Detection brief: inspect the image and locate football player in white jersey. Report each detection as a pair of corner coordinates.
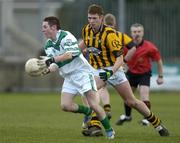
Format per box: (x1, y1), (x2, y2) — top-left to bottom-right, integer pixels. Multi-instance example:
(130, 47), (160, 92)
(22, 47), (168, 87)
(37, 16), (115, 139)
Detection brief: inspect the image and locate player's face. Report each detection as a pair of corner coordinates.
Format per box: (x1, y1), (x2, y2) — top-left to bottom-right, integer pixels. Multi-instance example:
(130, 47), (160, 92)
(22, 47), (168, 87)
(42, 21), (55, 39)
(88, 13), (103, 32)
(131, 26), (144, 43)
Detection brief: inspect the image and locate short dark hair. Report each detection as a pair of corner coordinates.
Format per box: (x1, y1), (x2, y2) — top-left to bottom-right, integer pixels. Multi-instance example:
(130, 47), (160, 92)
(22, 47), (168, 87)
(88, 4), (104, 16)
(43, 16), (61, 30)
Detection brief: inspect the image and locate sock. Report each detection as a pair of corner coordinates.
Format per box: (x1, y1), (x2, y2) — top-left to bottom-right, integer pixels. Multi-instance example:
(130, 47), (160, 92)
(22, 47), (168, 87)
(101, 116), (112, 132)
(89, 112), (101, 128)
(143, 101), (151, 109)
(75, 105), (92, 116)
(124, 103), (132, 117)
(146, 112), (161, 128)
(103, 104), (111, 112)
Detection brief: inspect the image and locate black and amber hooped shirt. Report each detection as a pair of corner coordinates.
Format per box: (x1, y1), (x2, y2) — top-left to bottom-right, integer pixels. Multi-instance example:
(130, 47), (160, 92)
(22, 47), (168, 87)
(82, 24), (133, 69)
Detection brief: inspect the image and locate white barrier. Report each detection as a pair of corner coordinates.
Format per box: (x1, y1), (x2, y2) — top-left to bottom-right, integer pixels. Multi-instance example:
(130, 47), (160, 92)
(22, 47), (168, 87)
(151, 65), (180, 90)
(151, 75), (180, 90)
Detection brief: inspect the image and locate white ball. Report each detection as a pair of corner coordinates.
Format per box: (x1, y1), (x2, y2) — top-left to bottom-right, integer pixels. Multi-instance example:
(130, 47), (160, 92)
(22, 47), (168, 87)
(25, 58), (40, 76)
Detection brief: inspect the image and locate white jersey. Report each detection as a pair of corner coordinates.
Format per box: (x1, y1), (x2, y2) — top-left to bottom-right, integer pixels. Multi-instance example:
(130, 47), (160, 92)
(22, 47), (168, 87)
(44, 30), (93, 78)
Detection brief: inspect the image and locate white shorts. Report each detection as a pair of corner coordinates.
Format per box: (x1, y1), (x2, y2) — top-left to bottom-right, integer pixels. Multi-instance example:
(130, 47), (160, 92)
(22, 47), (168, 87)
(62, 71), (97, 96)
(93, 67), (127, 86)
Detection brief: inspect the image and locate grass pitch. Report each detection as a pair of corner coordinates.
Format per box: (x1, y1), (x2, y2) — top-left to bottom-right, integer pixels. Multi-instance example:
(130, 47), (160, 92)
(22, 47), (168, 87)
(0, 91), (180, 143)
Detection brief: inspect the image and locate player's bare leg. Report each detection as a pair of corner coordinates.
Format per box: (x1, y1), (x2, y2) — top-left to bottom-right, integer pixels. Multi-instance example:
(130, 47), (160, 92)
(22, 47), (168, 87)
(114, 81), (169, 136)
(61, 92), (115, 139)
(99, 87), (112, 119)
(139, 85), (151, 126)
(85, 90), (115, 139)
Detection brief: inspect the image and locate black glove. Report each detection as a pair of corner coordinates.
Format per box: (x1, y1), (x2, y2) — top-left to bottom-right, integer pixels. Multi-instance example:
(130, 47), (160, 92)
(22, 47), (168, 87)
(99, 69), (113, 81)
(45, 57), (55, 67)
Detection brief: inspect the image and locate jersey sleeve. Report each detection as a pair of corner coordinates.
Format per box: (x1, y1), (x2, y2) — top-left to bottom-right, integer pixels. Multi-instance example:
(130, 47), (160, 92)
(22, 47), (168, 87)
(107, 32), (124, 56)
(61, 33), (81, 57)
(82, 25), (88, 44)
(123, 33), (136, 49)
(149, 43), (161, 61)
(82, 26), (85, 41)
(123, 33), (132, 45)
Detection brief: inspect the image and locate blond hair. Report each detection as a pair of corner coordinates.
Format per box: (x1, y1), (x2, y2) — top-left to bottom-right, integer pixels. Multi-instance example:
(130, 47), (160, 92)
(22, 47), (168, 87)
(104, 13), (116, 28)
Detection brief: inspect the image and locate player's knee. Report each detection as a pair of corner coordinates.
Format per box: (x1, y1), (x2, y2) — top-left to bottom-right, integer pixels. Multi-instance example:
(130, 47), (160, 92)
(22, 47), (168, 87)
(61, 103), (71, 112)
(125, 99), (137, 108)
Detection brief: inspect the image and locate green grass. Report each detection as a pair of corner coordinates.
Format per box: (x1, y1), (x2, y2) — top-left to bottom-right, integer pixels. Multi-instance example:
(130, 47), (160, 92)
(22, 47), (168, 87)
(0, 91), (180, 143)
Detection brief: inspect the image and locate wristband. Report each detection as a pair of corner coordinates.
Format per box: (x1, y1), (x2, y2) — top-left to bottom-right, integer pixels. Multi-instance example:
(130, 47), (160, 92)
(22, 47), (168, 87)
(46, 57), (55, 66)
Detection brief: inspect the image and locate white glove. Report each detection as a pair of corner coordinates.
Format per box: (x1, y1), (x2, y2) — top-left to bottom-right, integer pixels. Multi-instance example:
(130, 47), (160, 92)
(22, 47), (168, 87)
(49, 63), (59, 72)
(37, 56), (55, 68)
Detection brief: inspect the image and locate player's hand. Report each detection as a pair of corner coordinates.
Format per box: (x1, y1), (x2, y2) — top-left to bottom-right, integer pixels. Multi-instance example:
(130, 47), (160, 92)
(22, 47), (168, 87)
(40, 68), (50, 76)
(156, 77), (164, 85)
(37, 56), (55, 68)
(99, 69), (113, 81)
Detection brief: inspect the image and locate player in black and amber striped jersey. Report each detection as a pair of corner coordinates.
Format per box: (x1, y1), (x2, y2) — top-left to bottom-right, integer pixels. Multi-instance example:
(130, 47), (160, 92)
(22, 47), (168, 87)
(79, 4), (169, 137)
(82, 23), (135, 69)
(81, 13), (137, 130)
(81, 12), (137, 136)
(81, 13), (136, 136)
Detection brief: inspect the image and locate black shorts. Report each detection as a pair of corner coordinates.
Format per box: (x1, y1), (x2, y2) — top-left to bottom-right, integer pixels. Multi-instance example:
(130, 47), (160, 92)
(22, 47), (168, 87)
(126, 71), (152, 88)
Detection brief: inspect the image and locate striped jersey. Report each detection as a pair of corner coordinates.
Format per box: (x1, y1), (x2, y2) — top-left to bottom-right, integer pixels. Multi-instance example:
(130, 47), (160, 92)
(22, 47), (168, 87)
(82, 24), (134, 69)
(44, 30), (93, 77)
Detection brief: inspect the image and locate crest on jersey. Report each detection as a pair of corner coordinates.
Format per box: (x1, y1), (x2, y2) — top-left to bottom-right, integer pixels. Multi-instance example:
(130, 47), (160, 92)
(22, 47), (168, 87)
(112, 40), (122, 49)
(65, 39), (73, 46)
(87, 47), (102, 56)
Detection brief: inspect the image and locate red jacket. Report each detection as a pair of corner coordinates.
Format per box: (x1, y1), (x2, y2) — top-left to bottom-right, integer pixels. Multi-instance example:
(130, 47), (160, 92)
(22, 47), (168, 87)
(124, 40), (161, 74)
